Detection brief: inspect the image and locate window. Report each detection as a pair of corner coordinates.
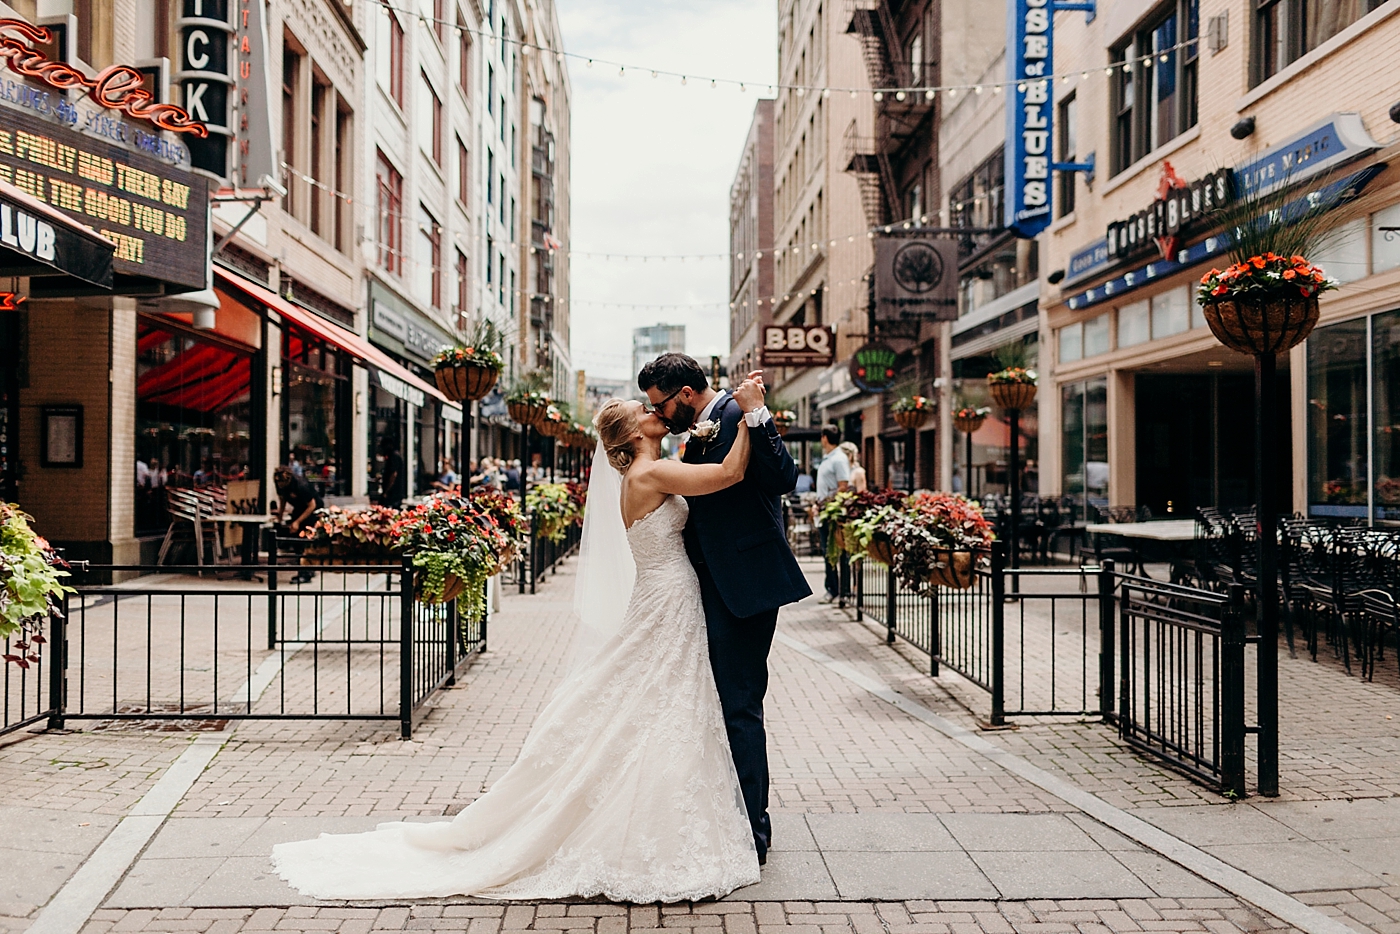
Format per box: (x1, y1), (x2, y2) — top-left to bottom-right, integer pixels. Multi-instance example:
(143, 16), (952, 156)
(310, 76), (326, 236)
(457, 137), (469, 207)
(1059, 322), (1084, 363)
(282, 41), (301, 216)
(418, 205), (442, 308)
(950, 147), (1004, 231)
(458, 13), (471, 95)
(1084, 312), (1111, 356)
(905, 183), (922, 224)
(376, 152), (403, 274)
(419, 72), (443, 165)
(499, 173), (506, 223)
(1062, 378), (1110, 520)
(1058, 312), (1111, 363)
(487, 150), (495, 203)
(334, 102), (350, 253)
(1118, 298), (1150, 347)
(1308, 317), (1368, 516)
(498, 253), (506, 306)
(510, 195), (516, 241)
(486, 235), (494, 285)
(377, 7), (405, 107)
(487, 66), (494, 113)
(1256, 0), (1383, 83)
(432, 0), (446, 44)
(1057, 93), (1076, 218)
(455, 249), (469, 319)
(1110, 0), (1199, 175)
(1151, 286), (1191, 339)
(908, 33), (923, 85)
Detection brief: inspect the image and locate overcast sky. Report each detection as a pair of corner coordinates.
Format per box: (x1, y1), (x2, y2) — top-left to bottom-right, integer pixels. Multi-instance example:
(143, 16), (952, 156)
(557, 0), (777, 382)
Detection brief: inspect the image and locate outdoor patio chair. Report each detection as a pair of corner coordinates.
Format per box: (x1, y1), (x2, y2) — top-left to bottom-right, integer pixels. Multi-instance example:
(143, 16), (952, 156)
(155, 488), (223, 568)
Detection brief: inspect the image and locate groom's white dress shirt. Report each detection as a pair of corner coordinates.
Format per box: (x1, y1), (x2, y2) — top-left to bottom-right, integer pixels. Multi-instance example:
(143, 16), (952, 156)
(699, 392), (771, 430)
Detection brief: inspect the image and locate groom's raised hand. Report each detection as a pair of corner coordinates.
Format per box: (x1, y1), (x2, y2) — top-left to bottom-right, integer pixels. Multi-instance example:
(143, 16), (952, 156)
(734, 370), (767, 413)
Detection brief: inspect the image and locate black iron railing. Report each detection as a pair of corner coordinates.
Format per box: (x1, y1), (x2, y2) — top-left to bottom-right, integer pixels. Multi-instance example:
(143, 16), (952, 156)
(853, 545), (1266, 796)
(519, 514), (582, 594)
(3, 561), (487, 741)
(0, 625), (59, 738)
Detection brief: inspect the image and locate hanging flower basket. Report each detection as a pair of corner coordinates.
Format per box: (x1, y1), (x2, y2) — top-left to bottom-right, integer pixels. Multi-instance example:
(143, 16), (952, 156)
(953, 412), (987, 434)
(771, 409), (797, 436)
(928, 549), (977, 589)
(418, 572), (467, 604)
(434, 362), (500, 402)
(508, 400), (549, 427)
(988, 380), (1037, 411)
(538, 407), (568, 438)
(1198, 255), (1337, 356)
(892, 409), (927, 430)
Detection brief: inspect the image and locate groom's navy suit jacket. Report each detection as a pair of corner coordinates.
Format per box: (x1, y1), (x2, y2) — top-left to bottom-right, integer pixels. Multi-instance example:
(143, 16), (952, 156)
(681, 392), (812, 618)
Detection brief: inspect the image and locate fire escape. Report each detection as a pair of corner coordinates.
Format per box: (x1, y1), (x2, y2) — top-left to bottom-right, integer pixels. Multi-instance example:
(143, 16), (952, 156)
(842, 0), (936, 229)
(530, 126), (556, 371)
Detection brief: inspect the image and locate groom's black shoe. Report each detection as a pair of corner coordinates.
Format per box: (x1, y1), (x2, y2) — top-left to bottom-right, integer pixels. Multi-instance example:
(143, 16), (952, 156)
(758, 849), (767, 866)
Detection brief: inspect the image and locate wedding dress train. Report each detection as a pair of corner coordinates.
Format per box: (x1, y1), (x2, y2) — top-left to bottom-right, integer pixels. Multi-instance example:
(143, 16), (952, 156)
(271, 495), (760, 902)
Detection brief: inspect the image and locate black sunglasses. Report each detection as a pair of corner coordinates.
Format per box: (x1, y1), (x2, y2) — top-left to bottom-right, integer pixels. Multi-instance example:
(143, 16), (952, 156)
(643, 388), (683, 415)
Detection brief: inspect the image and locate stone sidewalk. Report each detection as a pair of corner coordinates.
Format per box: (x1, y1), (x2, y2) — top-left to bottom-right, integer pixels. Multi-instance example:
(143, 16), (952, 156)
(0, 557), (1396, 934)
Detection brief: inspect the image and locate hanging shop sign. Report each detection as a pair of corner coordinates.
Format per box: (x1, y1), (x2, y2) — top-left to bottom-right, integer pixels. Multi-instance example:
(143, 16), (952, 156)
(1064, 164), (1385, 311)
(849, 341), (899, 394)
(374, 368), (426, 408)
(873, 236), (958, 322)
(0, 105), (208, 288)
(0, 185), (114, 287)
(1106, 164), (1232, 263)
(760, 324), (834, 367)
(1004, 0), (1053, 239)
(233, 0), (276, 186)
(0, 19), (208, 139)
(178, 0), (234, 177)
(1235, 112), (1380, 199)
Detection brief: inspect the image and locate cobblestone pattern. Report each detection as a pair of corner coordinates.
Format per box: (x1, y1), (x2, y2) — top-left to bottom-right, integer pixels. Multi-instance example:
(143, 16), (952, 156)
(64, 898), (1298, 934)
(0, 731), (191, 814)
(1297, 888), (1400, 934)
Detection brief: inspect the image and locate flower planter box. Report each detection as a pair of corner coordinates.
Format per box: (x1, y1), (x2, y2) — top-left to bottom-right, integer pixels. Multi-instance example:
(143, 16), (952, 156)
(892, 409), (928, 431)
(1201, 294), (1319, 355)
(435, 363), (500, 403)
(928, 549), (976, 589)
(988, 381), (1037, 411)
(418, 572), (467, 604)
(508, 401), (549, 428)
(953, 414), (986, 434)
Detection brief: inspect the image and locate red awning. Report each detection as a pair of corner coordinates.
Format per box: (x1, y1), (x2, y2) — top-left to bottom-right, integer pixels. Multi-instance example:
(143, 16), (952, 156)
(213, 267), (453, 407)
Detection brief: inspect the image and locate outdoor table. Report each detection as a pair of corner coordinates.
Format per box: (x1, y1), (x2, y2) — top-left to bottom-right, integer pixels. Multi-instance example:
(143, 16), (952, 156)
(1084, 519), (1200, 580)
(206, 513), (275, 573)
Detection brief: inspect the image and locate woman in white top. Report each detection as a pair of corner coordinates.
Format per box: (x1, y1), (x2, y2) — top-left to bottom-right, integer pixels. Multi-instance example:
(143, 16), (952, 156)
(840, 442), (868, 493)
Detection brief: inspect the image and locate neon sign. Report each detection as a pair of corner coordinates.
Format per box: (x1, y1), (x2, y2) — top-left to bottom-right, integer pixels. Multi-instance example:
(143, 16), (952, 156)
(0, 291), (26, 310)
(0, 19), (208, 137)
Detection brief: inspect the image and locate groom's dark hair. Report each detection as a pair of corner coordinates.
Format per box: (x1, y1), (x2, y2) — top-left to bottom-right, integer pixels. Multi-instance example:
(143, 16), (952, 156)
(638, 353), (708, 395)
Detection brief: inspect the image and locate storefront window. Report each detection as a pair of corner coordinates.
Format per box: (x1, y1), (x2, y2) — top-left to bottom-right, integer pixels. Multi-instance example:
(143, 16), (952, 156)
(283, 326), (350, 498)
(368, 383), (410, 505)
(1061, 378), (1108, 523)
(952, 335), (1039, 498)
(1307, 318), (1368, 517)
(1373, 310), (1400, 520)
(136, 322), (255, 535)
(1118, 299), (1150, 347)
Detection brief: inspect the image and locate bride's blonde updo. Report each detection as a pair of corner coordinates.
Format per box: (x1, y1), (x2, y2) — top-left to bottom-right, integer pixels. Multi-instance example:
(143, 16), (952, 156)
(594, 399), (640, 473)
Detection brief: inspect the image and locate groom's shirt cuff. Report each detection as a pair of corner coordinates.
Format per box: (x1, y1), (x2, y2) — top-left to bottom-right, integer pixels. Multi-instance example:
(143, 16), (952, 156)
(744, 406), (772, 428)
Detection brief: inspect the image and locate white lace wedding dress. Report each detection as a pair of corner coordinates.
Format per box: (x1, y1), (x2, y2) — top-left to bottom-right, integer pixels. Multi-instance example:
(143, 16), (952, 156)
(271, 495), (760, 902)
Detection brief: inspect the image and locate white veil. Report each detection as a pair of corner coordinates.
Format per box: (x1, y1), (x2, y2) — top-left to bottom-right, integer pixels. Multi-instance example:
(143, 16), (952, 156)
(569, 441), (635, 669)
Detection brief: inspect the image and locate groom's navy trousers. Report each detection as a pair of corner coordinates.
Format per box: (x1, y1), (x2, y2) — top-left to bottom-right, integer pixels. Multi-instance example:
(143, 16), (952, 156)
(683, 392), (812, 859)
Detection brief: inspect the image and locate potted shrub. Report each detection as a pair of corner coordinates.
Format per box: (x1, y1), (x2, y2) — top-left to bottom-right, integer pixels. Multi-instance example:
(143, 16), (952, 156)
(526, 482), (584, 543)
(392, 493), (520, 619)
(433, 318), (504, 403)
(0, 503), (71, 668)
(817, 489), (908, 562)
(952, 404), (990, 434)
(891, 394), (935, 430)
(890, 492), (994, 591)
(506, 371), (552, 429)
(987, 343), (1037, 411)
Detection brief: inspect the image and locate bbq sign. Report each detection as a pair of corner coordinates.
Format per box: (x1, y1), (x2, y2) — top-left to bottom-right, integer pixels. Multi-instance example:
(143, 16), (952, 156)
(760, 324), (834, 368)
(1004, 0), (1053, 239)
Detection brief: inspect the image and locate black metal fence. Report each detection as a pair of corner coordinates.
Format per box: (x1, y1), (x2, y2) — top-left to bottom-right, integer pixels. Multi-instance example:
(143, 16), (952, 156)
(1, 626), (58, 738)
(852, 545), (1266, 796)
(0, 561), (487, 741)
(519, 516), (582, 594)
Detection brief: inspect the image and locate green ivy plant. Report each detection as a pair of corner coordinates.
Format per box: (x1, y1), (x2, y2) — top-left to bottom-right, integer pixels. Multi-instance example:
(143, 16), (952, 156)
(0, 503), (73, 666)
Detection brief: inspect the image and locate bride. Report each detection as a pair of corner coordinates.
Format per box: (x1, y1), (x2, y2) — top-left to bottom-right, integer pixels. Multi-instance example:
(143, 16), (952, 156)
(272, 396), (760, 902)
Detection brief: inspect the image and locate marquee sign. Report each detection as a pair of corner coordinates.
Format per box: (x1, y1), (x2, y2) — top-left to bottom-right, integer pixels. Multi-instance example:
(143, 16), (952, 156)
(873, 236), (958, 321)
(1004, 0), (1053, 239)
(0, 19), (207, 137)
(0, 103), (210, 288)
(760, 324), (834, 367)
(0, 186), (115, 288)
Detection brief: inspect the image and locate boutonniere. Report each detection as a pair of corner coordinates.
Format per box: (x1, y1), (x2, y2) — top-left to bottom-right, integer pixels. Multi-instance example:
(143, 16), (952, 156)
(691, 419), (719, 442)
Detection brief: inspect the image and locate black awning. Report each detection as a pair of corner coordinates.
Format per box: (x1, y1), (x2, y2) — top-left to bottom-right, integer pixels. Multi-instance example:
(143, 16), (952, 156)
(0, 180), (114, 289)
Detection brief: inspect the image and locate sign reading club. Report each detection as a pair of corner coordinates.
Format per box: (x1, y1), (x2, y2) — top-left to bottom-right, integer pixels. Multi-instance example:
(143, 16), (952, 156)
(1004, 0), (1053, 239)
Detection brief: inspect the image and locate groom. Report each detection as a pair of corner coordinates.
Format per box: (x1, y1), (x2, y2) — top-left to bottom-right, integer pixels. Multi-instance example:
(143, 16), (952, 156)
(638, 353), (811, 864)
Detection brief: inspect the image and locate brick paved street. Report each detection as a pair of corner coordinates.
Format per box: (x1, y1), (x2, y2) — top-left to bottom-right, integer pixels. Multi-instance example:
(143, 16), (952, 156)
(0, 556), (1397, 934)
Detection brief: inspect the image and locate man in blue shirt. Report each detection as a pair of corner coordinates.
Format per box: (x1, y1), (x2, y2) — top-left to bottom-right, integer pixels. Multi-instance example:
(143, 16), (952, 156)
(814, 426), (850, 602)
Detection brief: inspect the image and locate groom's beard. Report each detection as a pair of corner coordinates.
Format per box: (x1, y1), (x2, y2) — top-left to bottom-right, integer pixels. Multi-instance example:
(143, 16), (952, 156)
(665, 399), (699, 436)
